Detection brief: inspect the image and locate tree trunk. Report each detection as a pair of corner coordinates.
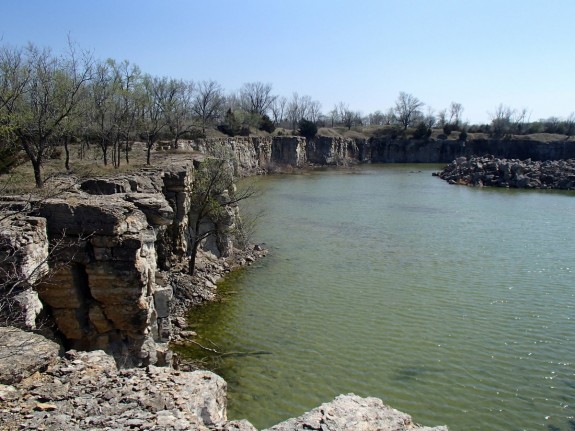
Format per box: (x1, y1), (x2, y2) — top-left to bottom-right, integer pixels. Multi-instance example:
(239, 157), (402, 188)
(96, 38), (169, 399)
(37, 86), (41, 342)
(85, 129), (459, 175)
(124, 140), (129, 165)
(32, 159), (43, 188)
(188, 241), (199, 275)
(64, 136), (71, 171)
(146, 141), (152, 165)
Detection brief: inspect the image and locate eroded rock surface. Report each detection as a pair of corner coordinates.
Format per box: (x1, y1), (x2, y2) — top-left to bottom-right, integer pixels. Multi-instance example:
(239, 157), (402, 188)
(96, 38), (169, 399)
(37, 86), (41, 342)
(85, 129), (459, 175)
(0, 327), (60, 384)
(0, 349), (242, 431)
(264, 394), (447, 431)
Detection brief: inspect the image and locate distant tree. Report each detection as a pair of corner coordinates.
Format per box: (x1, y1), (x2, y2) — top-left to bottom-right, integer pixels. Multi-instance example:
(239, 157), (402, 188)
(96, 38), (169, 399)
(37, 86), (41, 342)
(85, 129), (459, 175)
(328, 106), (340, 127)
(258, 114), (275, 133)
(240, 82), (275, 116)
(308, 100), (322, 123)
(141, 74), (169, 165)
(298, 118), (317, 139)
(436, 109), (447, 128)
(412, 121), (432, 140)
(85, 59), (122, 166)
(270, 96), (287, 126)
(0, 46), (29, 173)
(490, 104), (514, 137)
(368, 110), (386, 126)
(565, 113), (575, 137)
(164, 79), (195, 146)
(448, 102), (464, 128)
(192, 80), (224, 133)
(112, 60), (143, 167)
(5, 42), (93, 187)
(394, 92), (423, 130)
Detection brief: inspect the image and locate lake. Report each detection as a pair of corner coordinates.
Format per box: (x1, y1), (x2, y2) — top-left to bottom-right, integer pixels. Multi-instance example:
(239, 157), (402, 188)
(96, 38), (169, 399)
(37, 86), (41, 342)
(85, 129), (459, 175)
(181, 164), (575, 430)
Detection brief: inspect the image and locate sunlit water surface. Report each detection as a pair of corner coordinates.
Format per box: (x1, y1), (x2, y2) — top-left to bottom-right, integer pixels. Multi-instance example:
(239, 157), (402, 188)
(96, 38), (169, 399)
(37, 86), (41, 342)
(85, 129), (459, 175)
(181, 165), (575, 431)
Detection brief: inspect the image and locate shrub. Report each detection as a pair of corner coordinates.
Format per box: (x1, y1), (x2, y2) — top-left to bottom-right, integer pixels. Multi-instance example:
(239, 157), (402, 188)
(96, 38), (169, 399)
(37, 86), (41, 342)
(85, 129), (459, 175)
(218, 109), (242, 136)
(259, 114), (275, 133)
(412, 122), (432, 140)
(298, 118), (317, 139)
(459, 130), (468, 141)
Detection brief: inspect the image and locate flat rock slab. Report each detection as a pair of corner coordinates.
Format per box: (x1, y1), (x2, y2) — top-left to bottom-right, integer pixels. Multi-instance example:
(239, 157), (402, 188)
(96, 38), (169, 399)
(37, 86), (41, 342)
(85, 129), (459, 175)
(264, 394), (448, 431)
(0, 326), (60, 384)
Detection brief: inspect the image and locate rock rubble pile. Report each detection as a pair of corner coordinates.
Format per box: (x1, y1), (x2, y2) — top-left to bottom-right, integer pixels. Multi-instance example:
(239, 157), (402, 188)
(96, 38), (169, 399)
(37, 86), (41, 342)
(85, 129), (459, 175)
(435, 155), (575, 189)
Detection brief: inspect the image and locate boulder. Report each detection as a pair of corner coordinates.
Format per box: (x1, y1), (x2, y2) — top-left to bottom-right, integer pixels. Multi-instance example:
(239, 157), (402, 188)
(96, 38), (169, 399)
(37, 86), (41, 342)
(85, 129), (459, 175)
(264, 394), (447, 431)
(0, 327), (60, 384)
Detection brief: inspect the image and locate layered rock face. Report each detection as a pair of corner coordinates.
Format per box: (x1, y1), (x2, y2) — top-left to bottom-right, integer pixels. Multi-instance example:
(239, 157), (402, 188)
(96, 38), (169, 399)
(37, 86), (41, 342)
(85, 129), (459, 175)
(172, 136), (575, 169)
(0, 159), (248, 366)
(0, 214), (48, 328)
(436, 156), (575, 189)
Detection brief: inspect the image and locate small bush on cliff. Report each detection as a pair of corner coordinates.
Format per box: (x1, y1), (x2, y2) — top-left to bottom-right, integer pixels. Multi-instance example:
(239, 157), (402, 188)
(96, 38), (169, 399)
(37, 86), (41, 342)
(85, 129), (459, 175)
(412, 122), (432, 140)
(218, 109), (242, 137)
(258, 115), (275, 133)
(298, 119), (317, 139)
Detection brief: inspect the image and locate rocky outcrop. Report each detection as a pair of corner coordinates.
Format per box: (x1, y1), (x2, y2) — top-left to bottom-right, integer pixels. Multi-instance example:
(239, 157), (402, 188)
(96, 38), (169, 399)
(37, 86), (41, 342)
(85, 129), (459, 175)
(265, 394), (447, 431)
(168, 136), (575, 170)
(0, 328), (447, 430)
(176, 136), (308, 175)
(0, 215), (48, 329)
(0, 156), (261, 366)
(0, 347), (249, 431)
(0, 326), (60, 384)
(435, 155), (575, 189)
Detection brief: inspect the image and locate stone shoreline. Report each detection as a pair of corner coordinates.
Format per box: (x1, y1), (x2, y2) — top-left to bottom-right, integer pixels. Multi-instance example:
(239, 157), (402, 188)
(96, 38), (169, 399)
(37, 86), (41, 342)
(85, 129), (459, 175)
(0, 327), (448, 430)
(435, 155), (575, 189)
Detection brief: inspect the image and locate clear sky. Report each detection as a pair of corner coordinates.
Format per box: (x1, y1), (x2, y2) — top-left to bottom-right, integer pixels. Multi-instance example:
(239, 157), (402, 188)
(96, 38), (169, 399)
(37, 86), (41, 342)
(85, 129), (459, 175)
(2, 0), (574, 124)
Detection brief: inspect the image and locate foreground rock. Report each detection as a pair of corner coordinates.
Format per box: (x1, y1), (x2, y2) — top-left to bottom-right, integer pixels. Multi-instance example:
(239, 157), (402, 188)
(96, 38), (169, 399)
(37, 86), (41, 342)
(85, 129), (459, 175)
(0, 327), (60, 384)
(0, 329), (447, 430)
(0, 349), (252, 431)
(435, 155), (575, 189)
(264, 394), (447, 431)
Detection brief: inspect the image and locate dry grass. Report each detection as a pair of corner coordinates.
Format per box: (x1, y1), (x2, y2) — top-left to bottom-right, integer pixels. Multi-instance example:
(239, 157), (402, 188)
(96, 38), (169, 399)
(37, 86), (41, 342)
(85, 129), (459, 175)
(0, 142), (159, 196)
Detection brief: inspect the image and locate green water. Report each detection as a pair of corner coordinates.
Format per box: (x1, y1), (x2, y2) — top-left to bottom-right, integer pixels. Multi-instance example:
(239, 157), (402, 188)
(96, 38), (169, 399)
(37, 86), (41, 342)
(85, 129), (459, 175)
(182, 165), (575, 430)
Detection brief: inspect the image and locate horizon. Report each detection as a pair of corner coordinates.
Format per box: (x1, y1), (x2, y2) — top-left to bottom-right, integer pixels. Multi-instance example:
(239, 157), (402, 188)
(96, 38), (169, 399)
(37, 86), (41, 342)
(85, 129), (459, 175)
(2, 0), (574, 125)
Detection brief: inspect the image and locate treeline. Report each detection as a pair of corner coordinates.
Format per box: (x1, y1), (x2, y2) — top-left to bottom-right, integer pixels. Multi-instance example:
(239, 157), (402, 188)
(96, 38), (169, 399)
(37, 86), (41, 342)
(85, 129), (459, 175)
(1, 41), (574, 187)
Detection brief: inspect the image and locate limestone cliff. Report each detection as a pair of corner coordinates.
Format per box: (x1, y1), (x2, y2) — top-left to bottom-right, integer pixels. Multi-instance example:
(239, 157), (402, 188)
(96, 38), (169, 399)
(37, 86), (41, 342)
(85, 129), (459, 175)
(0, 158), (258, 366)
(168, 135), (575, 170)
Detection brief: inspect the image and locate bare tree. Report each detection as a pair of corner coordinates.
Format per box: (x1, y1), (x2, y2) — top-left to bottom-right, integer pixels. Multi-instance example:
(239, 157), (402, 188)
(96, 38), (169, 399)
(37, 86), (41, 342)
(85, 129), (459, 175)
(113, 60), (142, 167)
(490, 104), (514, 137)
(164, 79), (195, 147)
(328, 105), (340, 127)
(424, 107), (436, 129)
(0, 45), (30, 172)
(368, 110), (386, 126)
(448, 102), (464, 127)
(141, 74), (169, 165)
(192, 80), (224, 134)
(239, 82), (276, 116)
(270, 96), (287, 126)
(85, 59), (122, 166)
(187, 155), (255, 275)
(394, 92), (424, 130)
(565, 113), (575, 137)
(308, 100), (322, 123)
(6, 42), (93, 187)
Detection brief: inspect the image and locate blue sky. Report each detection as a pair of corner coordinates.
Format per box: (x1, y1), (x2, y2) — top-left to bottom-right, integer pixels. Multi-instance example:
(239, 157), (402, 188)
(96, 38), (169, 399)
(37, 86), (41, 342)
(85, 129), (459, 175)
(2, 0), (574, 124)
